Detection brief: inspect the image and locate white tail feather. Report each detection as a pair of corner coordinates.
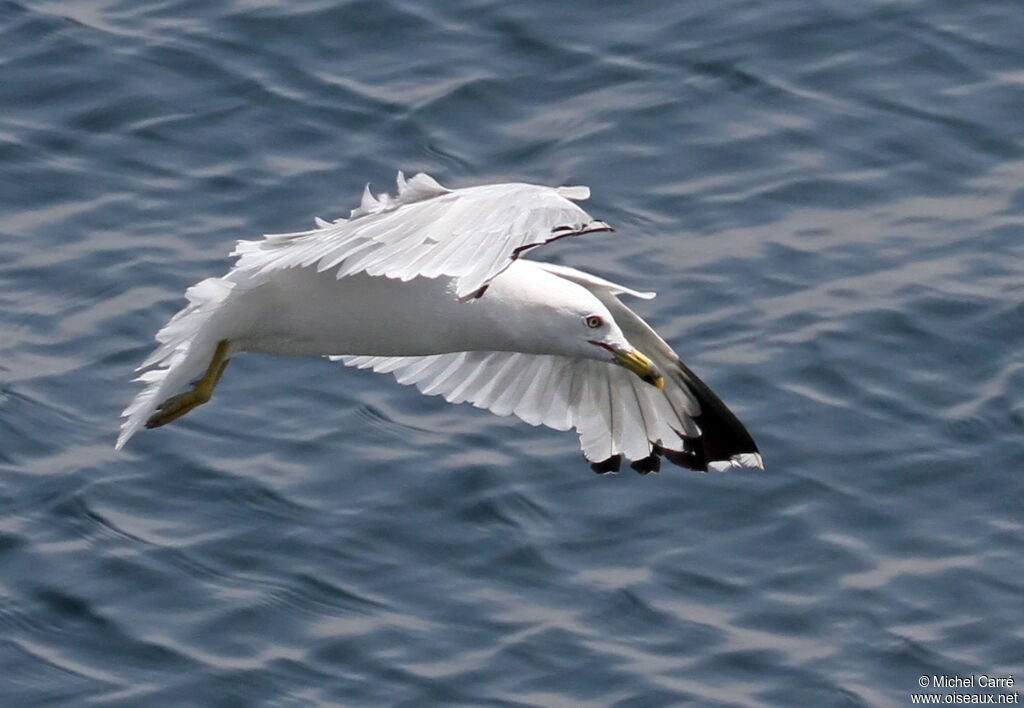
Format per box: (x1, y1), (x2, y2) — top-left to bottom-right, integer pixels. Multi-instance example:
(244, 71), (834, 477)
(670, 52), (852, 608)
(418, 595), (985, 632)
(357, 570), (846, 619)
(116, 278), (235, 450)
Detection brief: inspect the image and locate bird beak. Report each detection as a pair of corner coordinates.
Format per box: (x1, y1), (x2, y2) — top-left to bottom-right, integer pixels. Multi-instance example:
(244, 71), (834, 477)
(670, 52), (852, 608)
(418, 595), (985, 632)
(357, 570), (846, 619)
(612, 347), (664, 389)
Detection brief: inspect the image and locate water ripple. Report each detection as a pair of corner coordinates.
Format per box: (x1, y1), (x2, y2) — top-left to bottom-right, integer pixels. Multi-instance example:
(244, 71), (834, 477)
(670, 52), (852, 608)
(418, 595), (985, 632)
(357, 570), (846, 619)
(1, 0), (1023, 704)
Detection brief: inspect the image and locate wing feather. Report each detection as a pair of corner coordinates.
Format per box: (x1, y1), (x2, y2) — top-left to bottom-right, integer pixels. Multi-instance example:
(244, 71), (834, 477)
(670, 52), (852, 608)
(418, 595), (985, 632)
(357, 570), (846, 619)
(330, 261), (761, 472)
(530, 262), (762, 471)
(231, 171), (610, 299)
(333, 351), (706, 469)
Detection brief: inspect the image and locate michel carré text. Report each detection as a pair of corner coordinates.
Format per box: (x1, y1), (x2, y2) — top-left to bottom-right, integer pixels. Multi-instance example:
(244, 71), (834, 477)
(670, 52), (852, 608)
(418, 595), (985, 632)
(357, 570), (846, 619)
(933, 675), (1014, 689)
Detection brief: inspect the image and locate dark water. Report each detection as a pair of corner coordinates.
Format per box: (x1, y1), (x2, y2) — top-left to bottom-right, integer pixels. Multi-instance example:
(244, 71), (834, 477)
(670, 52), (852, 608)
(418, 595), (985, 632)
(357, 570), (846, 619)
(2, 1), (1022, 705)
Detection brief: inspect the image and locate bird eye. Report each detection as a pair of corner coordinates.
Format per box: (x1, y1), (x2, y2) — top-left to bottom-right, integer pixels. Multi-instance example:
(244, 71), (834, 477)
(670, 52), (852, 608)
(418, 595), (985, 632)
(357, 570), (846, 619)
(585, 315), (603, 329)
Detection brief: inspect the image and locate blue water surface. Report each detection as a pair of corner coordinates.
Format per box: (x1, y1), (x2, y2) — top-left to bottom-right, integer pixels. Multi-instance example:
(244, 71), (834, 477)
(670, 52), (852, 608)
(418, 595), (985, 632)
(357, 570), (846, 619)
(1, 1), (1022, 705)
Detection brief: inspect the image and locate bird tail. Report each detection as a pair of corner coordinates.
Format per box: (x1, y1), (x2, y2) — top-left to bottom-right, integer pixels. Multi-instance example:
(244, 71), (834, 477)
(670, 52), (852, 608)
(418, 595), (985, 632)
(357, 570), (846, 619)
(116, 277), (236, 450)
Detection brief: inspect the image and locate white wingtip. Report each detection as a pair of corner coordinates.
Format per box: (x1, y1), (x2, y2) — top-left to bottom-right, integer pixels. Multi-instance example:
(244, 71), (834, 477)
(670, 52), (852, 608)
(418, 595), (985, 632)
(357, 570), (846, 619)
(557, 185), (590, 200)
(707, 452), (765, 472)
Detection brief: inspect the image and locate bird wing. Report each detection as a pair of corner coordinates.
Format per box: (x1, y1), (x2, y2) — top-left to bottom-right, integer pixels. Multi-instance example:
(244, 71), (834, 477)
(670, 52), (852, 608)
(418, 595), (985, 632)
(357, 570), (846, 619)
(532, 262), (763, 471)
(231, 172), (611, 300)
(334, 350), (700, 472)
(334, 264), (763, 473)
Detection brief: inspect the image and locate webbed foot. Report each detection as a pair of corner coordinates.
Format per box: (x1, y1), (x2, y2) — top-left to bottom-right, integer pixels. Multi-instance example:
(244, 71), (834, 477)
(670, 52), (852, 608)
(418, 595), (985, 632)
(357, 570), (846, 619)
(144, 339), (231, 429)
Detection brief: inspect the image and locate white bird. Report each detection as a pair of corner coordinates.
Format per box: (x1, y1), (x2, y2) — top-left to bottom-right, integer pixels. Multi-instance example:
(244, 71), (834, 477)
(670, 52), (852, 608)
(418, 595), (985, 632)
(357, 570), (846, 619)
(117, 172), (762, 474)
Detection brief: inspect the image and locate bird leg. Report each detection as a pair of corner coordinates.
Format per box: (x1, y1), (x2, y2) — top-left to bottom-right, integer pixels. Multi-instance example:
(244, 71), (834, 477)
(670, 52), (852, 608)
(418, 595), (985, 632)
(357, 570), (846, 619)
(145, 339), (231, 429)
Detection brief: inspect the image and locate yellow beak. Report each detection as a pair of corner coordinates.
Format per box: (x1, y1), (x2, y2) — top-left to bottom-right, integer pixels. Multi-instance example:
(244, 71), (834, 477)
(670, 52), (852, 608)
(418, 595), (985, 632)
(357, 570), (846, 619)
(613, 347), (665, 389)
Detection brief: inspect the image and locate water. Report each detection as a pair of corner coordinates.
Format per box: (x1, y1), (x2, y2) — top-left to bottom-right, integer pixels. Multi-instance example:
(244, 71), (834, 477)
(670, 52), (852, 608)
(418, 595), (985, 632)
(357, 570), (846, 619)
(1, 1), (1022, 705)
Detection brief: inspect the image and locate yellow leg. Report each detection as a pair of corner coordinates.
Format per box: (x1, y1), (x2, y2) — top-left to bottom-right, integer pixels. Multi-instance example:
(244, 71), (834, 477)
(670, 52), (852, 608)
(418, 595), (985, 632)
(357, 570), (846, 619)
(145, 340), (231, 429)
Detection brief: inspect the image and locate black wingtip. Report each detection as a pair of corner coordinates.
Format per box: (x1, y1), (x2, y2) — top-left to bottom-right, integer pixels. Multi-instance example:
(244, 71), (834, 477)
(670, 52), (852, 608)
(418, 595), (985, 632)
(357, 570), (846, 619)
(590, 455), (622, 475)
(586, 359), (762, 476)
(672, 358), (761, 472)
(651, 442), (704, 472)
(630, 454), (661, 475)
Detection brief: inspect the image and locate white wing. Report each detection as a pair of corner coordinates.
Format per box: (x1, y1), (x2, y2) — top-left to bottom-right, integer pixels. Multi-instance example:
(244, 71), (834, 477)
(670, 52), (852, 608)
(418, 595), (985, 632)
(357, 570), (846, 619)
(335, 264), (763, 473)
(335, 351), (700, 473)
(231, 172), (611, 300)
(534, 262), (763, 472)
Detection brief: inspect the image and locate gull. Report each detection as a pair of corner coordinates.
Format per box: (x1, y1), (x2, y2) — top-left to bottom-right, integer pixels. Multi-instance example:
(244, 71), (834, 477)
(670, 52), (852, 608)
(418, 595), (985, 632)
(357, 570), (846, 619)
(117, 172), (762, 474)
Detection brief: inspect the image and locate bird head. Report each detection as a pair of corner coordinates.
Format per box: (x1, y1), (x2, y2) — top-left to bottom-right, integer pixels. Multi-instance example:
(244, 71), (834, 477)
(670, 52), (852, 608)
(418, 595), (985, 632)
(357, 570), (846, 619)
(575, 309), (664, 389)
